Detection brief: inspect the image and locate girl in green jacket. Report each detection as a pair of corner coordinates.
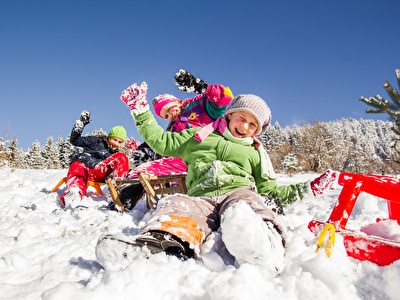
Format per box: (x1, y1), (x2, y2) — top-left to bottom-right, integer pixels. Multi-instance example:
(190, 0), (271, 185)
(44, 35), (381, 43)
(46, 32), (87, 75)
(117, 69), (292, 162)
(96, 81), (338, 273)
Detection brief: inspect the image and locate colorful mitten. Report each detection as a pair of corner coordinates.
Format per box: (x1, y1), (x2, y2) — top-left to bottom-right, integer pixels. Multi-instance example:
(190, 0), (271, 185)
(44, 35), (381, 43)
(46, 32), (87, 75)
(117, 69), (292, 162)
(310, 169), (339, 196)
(120, 82), (149, 115)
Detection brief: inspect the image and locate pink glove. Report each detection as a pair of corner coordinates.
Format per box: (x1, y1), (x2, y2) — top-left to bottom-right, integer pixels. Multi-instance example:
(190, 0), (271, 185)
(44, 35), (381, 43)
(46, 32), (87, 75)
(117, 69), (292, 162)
(310, 169), (339, 196)
(120, 82), (149, 115)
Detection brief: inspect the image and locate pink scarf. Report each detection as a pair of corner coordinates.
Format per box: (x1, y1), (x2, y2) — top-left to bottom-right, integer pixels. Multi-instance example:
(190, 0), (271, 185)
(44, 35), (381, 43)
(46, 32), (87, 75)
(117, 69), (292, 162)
(194, 117), (227, 142)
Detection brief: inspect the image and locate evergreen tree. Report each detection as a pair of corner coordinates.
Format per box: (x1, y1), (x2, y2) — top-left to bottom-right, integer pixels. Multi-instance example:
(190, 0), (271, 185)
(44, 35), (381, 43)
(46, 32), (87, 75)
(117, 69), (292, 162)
(8, 136), (17, 164)
(8, 136), (25, 168)
(25, 140), (45, 169)
(58, 135), (73, 169)
(43, 136), (60, 169)
(281, 153), (298, 175)
(0, 137), (7, 167)
(360, 69), (400, 159)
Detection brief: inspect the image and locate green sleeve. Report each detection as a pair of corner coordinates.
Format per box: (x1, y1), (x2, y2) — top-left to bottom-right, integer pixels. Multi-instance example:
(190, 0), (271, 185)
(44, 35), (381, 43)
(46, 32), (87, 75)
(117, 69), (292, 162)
(254, 164), (309, 206)
(133, 110), (198, 157)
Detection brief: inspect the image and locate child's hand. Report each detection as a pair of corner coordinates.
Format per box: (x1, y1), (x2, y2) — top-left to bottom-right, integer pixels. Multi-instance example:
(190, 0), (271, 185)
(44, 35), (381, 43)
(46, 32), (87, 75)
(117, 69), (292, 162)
(310, 169), (339, 196)
(174, 69), (208, 94)
(124, 138), (138, 151)
(120, 82), (149, 115)
(79, 110), (91, 126)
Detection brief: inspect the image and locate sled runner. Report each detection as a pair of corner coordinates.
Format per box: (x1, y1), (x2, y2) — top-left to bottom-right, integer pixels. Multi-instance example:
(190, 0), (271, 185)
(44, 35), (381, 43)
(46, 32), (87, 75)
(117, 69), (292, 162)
(107, 173), (188, 211)
(52, 177), (105, 196)
(107, 157), (188, 212)
(308, 172), (400, 266)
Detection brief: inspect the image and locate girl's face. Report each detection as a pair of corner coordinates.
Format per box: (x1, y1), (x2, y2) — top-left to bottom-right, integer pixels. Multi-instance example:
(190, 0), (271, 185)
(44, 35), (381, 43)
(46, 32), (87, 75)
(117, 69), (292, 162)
(108, 136), (124, 151)
(163, 105), (182, 121)
(227, 111), (258, 138)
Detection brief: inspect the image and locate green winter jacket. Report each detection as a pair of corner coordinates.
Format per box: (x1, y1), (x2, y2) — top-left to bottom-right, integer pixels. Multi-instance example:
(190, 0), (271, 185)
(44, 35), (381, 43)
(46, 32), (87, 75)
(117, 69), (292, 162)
(134, 110), (307, 206)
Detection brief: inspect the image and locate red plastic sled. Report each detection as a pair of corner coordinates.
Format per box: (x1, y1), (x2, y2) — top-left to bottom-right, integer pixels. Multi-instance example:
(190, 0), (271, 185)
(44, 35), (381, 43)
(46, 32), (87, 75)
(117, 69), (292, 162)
(308, 172), (400, 266)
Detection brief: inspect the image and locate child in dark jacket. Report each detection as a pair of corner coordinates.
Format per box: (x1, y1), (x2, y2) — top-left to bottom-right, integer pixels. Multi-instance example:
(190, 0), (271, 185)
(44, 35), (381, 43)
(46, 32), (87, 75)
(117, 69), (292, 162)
(59, 110), (129, 208)
(96, 82), (338, 273)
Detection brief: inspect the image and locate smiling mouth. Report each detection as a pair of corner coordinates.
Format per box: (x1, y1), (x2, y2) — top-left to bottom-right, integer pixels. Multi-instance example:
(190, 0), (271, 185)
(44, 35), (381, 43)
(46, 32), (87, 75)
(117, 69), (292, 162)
(235, 128), (245, 137)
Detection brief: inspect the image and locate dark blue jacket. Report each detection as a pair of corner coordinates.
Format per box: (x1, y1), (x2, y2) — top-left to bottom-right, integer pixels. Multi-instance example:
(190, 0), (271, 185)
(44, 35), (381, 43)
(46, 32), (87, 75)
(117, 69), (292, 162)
(69, 122), (117, 168)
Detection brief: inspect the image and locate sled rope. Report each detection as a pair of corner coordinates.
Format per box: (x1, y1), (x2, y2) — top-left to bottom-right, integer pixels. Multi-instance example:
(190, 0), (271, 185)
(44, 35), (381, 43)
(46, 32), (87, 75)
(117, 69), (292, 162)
(315, 223), (336, 257)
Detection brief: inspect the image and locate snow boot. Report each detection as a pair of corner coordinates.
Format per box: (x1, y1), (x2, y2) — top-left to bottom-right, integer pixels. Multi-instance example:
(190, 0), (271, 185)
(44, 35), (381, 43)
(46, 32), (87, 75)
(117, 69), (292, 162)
(59, 187), (82, 209)
(132, 231), (191, 260)
(96, 231), (191, 270)
(118, 183), (145, 210)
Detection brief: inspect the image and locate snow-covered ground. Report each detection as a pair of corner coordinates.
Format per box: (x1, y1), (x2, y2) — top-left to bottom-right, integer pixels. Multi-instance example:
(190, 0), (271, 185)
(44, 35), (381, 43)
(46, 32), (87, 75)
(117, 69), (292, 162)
(1, 167), (400, 300)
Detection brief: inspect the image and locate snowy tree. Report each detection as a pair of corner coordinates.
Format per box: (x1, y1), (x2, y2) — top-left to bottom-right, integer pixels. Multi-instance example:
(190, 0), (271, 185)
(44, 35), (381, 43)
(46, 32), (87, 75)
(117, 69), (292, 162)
(360, 68), (400, 159)
(5, 117), (399, 174)
(0, 137), (7, 167)
(25, 140), (45, 169)
(42, 136), (60, 169)
(293, 122), (337, 172)
(8, 136), (25, 168)
(323, 120), (350, 172)
(281, 153), (299, 175)
(89, 127), (107, 138)
(262, 122), (294, 170)
(58, 135), (73, 169)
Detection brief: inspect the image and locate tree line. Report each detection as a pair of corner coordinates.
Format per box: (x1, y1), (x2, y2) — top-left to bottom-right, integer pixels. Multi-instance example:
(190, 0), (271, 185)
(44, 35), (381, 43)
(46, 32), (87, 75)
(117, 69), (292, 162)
(262, 118), (399, 175)
(1, 117), (399, 175)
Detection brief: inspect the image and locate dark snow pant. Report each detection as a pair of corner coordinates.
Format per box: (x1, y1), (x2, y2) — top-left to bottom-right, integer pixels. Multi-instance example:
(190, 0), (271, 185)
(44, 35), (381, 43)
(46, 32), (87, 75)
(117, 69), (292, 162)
(139, 186), (284, 253)
(65, 152), (129, 197)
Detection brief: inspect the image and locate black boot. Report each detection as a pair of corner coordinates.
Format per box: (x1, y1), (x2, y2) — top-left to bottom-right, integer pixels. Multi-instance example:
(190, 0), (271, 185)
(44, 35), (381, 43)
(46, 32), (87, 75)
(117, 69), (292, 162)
(118, 183), (145, 210)
(134, 231), (193, 260)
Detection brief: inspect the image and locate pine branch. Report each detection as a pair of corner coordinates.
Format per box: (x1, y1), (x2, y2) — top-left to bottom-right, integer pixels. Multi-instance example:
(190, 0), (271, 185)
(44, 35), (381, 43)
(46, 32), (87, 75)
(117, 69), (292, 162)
(384, 81), (400, 107)
(360, 94), (394, 113)
(360, 68), (400, 164)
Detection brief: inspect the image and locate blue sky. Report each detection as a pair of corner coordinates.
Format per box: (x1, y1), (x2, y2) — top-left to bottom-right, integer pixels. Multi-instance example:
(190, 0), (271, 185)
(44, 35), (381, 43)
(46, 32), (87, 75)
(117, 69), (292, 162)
(1, 0), (399, 149)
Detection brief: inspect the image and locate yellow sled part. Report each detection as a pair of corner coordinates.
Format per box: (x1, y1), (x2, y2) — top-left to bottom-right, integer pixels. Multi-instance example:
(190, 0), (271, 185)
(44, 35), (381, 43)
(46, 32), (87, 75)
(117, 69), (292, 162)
(315, 223), (336, 258)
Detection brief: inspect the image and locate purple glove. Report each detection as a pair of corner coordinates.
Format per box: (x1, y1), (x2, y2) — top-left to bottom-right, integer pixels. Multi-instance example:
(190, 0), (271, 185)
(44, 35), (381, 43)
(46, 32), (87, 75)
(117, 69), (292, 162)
(120, 82), (149, 115)
(310, 169), (339, 196)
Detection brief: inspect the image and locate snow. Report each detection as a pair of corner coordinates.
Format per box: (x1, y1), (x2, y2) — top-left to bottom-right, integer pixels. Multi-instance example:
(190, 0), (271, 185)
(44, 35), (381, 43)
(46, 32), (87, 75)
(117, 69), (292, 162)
(1, 167), (400, 299)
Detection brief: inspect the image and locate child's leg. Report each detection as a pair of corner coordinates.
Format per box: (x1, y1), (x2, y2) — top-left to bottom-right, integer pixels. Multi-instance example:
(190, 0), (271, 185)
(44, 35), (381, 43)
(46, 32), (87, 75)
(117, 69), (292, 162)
(218, 187), (286, 272)
(89, 152), (129, 182)
(59, 161), (89, 207)
(219, 187), (285, 236)
(65, 161), (89, 196)
(220, 200), (285, 273)
(139, 193), (218, 254)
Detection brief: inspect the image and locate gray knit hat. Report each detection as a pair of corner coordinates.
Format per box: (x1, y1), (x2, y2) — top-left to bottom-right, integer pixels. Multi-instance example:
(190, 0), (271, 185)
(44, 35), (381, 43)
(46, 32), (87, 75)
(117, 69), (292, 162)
(224, 94), (272, 135)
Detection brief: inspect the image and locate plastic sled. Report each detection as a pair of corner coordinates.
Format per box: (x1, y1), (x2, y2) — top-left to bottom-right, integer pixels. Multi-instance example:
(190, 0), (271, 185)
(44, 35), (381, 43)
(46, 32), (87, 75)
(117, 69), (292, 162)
(308, 172), (400, 266)
(107, 157), (188, 212)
